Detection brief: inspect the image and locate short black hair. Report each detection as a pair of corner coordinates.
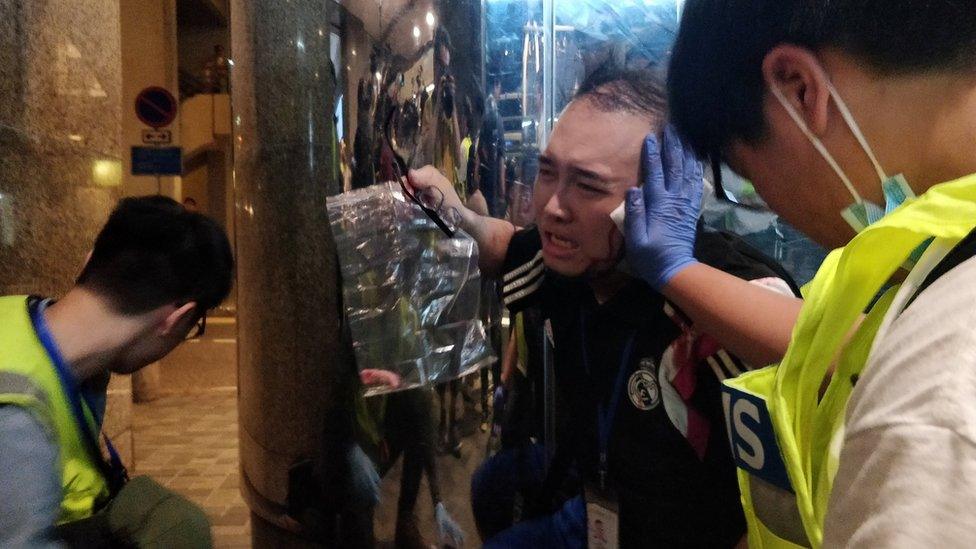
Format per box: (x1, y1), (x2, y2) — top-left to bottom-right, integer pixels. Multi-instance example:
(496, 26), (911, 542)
(574, 63), (667, 121)
(434, 27), (453, 54)
(77, 196), (234, 315)
(669, 0), (976, 158)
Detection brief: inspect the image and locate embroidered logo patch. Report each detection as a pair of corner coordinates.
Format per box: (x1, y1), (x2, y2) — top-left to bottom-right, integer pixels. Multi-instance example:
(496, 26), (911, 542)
(628, 366), (660, 411)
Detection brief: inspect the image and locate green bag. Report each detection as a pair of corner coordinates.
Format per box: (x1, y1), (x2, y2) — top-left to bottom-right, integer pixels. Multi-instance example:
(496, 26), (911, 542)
(57, 476), (213, 548)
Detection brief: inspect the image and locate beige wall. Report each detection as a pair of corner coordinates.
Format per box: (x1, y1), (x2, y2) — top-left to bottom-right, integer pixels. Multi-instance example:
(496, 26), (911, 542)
(119, 0), (183, 406)
(182, 162), (210, 212)
(120, 0), (181, 199)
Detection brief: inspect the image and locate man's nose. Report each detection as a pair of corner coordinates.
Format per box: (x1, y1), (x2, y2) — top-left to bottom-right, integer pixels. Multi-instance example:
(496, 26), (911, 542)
(541, 185), (572, 222)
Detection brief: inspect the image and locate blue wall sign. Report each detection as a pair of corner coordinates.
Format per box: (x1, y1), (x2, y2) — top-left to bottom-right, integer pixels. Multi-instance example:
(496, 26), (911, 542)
(131, 146), (182, 176)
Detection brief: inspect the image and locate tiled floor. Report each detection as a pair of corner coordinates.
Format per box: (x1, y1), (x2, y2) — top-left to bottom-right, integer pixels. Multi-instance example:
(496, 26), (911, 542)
(130, 315), (494, 548)
(159, 318), (238, 392)
(132, 389), (250, 548)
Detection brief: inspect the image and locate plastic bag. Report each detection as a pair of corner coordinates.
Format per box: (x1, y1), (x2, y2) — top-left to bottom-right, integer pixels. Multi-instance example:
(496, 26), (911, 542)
(327, 182), (495, 395)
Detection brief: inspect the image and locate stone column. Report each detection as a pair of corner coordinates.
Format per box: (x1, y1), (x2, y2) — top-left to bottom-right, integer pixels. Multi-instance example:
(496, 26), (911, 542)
(231, 1), (342, 545)
(0, 1), (131, 462)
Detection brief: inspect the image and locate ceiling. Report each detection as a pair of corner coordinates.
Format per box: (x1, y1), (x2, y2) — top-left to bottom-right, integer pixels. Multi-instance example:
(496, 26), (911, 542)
(340, 0), (438, 56)
(177, 0), (229, 27)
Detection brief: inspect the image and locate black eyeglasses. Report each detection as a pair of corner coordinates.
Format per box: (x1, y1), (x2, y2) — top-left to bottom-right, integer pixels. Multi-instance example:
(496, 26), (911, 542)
(385, 103), (461, 237)
(185, 311), (207, 340)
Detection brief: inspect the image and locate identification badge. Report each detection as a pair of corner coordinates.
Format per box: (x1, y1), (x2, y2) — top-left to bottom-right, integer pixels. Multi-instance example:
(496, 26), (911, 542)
(584, 482), (619, 549)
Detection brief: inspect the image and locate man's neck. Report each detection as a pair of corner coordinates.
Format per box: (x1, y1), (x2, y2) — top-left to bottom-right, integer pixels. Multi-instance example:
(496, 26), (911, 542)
(588, 270), (632, 305)
(43, 289), (134, 383)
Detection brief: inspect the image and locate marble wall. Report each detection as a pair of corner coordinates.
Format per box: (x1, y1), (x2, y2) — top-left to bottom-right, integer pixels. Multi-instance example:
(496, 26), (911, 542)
(231, 0), (343, 542)
(0, 0), (131, 461)
(0, 0), (124, 296)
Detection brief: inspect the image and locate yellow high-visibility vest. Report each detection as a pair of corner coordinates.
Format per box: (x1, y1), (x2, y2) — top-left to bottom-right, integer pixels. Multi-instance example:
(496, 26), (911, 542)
(722, 173), (976, 547)
(0, 295), (109, 523)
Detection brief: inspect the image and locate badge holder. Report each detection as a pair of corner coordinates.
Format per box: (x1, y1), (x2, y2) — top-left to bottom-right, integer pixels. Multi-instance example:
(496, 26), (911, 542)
(585, 458), (620, 549)
(579, 312), (635, 549)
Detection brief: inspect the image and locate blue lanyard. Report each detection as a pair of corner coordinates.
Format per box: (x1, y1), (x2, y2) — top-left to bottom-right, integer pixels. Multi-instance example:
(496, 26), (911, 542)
(28, 299), (127, 486)
(580, 309), (636, 491)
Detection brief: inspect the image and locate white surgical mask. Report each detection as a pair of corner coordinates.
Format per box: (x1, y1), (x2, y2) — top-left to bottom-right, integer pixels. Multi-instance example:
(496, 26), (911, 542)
(770, 79), (915, 233)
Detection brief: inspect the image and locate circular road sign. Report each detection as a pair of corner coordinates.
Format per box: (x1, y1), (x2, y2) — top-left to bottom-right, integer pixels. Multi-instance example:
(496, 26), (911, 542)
(135, 86), (177, 129)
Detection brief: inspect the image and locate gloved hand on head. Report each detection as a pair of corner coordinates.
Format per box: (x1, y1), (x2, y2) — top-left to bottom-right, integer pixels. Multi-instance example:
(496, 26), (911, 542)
(624, 125), (703, 290)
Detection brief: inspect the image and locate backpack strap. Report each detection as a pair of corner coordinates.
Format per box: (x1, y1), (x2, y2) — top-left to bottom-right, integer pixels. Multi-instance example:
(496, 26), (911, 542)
(904, 227), (976, 311)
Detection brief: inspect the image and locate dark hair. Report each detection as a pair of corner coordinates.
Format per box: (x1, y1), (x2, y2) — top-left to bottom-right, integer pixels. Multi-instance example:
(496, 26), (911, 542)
(574, 63), (668, 120)
(669, 0), (976, 158)
(182, 197), (197, 206)
(434, 27), (453, 53)
(77, 196), (234, 315)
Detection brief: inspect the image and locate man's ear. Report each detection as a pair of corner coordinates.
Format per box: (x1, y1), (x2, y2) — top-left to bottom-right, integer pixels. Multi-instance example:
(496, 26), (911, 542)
(159, 302), (198, 336)
(762, 44), (832, 137)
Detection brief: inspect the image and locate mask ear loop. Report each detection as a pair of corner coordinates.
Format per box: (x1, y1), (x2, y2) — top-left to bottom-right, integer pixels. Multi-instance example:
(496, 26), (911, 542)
(823, 80), (887, 183)
(769, 83), (865, 206)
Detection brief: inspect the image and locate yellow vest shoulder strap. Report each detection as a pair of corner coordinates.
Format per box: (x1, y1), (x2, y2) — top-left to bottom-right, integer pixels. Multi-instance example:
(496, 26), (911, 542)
(0, 295), (110, 523)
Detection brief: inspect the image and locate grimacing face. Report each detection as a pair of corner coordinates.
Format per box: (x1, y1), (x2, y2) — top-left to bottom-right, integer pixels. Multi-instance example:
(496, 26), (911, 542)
(532, 97), (658, 278)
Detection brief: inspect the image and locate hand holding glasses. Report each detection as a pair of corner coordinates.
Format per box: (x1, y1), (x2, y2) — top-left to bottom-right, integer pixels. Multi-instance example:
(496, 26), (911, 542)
(385, 100), (462, 237)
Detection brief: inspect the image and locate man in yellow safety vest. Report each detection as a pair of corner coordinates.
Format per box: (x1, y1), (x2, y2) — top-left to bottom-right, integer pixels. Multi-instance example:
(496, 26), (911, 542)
(622, 1), (976, 546)
(0, 196), (233, 546)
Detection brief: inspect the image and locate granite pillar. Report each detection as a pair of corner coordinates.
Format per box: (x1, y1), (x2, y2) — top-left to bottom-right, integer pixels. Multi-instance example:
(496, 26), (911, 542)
(0, 0), (131, 463)
(231, 0), (342, 544)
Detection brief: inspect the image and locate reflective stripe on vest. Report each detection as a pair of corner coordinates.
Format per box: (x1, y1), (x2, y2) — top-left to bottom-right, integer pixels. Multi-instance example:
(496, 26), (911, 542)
(723, 173), (976, 548)
(0, 370), (50, 406)
(0, 295), (109, 523)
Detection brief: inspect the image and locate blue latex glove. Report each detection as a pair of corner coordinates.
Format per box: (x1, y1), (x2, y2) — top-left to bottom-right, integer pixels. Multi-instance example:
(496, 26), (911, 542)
(625, 126), (703, 290)
(436, 501), (465, 548)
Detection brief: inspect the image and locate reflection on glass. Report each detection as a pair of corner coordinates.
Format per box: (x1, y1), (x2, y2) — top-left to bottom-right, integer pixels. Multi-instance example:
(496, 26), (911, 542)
(484, 0), (546, 228)
(327, 4), (494, 548)
(552, 1), (684, 114)
(320, 2), (825, 548)
(702, 163), (829, 286)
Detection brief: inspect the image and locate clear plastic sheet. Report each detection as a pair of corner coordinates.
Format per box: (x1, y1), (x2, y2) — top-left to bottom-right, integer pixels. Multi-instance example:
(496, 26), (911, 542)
(327, 181), (495, 396)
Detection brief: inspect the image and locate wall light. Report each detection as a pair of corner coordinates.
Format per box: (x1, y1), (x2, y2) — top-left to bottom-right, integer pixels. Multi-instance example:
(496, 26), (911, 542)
(92, 159), (122, 187)
(426, 11), (436, 27)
